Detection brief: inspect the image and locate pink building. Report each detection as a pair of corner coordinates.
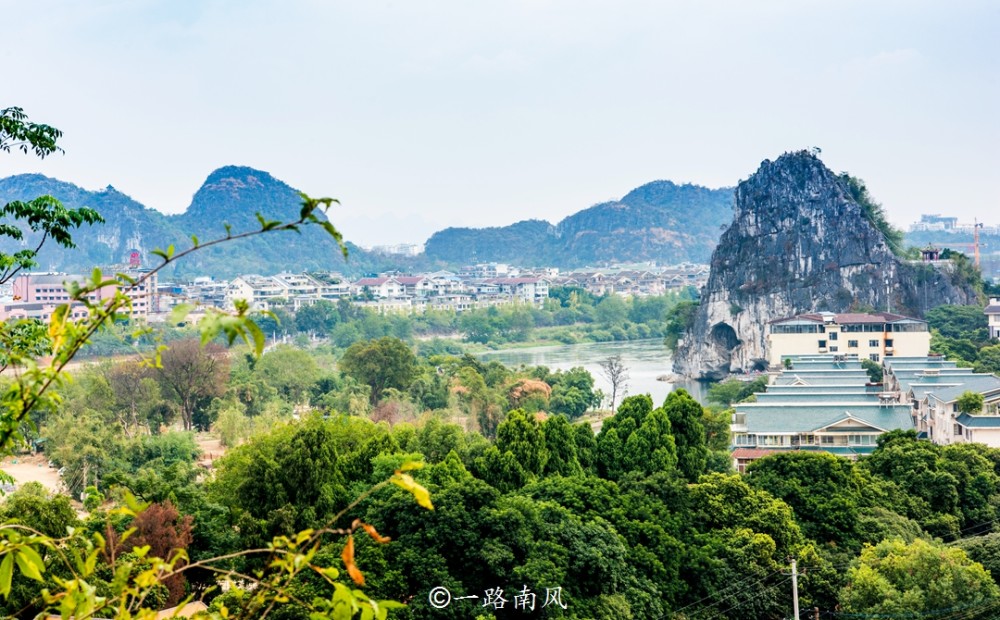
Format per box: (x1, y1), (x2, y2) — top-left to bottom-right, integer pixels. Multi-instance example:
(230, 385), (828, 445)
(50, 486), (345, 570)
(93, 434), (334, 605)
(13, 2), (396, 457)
(3, 271), (156, 323)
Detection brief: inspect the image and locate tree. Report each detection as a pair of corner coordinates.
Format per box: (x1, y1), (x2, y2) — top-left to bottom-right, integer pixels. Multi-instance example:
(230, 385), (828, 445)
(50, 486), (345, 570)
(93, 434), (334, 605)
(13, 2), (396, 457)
(958, 391), (986, 414)
(595, 295), (628, 326)
(0, 482), (77, 538)
(101, 361), (161, 436)
(976, 344), (1000, 374)
(841, 538), (999, 617)
(339, 337), (418, 405)
(707, 376), (767, 406)
(156, 339), (230, 430)
(746, 452), (862, 547)
(495, 409), (548, 477)
(116, 501), (194, 606)
(598, 355), (629, 413)
(661, 389), (708, 482)
(253, 345), (321, 403)
(663, 300), (698, 351)
(860, 358), (883, 383)
(926, 304), (990, 342)
(295, 300), (340, 334)
(548, 367), (598, 418)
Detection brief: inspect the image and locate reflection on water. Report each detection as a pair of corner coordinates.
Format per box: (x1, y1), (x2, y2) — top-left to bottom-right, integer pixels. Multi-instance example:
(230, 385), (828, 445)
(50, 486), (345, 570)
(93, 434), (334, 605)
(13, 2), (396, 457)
(477, 339), (709, 406)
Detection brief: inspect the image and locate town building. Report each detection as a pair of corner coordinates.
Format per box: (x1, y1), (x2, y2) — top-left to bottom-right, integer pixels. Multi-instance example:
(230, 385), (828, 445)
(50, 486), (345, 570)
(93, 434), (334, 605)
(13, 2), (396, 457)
(884, 357), (1000, 448)
(2, 270), (157, 322)
(987, 298), (1000, 340)
(730, 356), (915, 471)
(767, 312), (930, 366)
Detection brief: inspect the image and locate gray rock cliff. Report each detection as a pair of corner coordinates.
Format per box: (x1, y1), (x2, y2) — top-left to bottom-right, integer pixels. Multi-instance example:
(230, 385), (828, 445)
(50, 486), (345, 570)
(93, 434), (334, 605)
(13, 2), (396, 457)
(673, 151), (980, 380)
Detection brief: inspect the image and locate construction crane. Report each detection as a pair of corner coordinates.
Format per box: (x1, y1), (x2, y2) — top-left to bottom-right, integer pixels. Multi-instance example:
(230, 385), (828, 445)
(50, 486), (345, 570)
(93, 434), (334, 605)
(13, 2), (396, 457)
(930, 219), (986, 268)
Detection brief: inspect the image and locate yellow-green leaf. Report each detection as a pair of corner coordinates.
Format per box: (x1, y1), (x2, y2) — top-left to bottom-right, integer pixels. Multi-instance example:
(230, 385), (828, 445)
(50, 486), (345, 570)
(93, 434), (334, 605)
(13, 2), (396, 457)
(15, 549), (44, 581)
(391, 473), (434, 510)
(0, 554), (13, 598)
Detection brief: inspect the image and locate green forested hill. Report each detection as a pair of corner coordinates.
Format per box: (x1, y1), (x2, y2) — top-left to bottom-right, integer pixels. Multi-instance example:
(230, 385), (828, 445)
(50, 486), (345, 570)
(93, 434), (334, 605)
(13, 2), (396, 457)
(424, 181), (734, 268)
(0, 167), (408, 279)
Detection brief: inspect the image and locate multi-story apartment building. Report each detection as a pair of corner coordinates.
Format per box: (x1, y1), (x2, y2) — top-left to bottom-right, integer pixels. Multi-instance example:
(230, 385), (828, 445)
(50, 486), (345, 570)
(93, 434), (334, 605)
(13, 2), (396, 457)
(3, 270), (157, 322)
(767, 312), (930, 366)
(486, 277), (549, 305)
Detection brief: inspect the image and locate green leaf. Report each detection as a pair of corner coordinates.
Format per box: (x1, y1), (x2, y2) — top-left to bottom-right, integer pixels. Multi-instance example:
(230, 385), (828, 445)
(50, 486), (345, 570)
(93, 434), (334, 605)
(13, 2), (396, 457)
(0, 554), (13, 598)
(15, 548), (44, 581)
(245, 320), (266, 357)
(169, 303), (194, 326)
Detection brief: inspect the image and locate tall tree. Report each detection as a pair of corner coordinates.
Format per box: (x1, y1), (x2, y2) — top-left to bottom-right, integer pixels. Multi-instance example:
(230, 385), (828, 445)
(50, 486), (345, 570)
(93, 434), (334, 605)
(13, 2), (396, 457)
(495, 409), (548, 477)
(339, 337), (418, 405)
(661, 389), (708, 482)
(598, 355), (629, 413)
(101, 361), (161, 436)
(156, 339), (230, 430)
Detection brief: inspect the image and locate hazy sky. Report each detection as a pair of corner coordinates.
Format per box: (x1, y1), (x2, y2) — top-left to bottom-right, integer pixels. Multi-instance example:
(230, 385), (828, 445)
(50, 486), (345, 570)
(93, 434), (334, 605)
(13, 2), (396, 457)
(5, 0), (998, 247)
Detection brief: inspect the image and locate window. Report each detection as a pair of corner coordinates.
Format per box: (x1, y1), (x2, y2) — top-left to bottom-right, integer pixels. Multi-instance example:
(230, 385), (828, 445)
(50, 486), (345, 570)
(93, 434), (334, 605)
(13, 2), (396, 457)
(885, 339), (894, 347)
(818, 340), (827, 348)
(830, 346), (839, 352)
(954, 424), (963, 437)
(821, 436), (834, 445)
(869, 353), (880, 362)
(829, 332), (838, 341)
(771, 324), (822, 334)
(869, 339), (880, 347)
(848, 340), (858, 348)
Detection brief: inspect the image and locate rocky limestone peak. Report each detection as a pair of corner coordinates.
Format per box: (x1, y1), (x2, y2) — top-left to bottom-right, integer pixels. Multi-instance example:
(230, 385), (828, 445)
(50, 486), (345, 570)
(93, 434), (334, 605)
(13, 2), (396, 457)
(673, 150), (980, 380)
(179, 165), (302, 225)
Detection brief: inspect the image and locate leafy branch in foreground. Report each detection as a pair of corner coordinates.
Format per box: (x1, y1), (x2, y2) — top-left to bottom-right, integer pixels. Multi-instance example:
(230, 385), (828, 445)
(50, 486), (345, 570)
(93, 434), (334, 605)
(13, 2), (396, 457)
(0, 462), (432, 620)
(0, 107), (64, 159)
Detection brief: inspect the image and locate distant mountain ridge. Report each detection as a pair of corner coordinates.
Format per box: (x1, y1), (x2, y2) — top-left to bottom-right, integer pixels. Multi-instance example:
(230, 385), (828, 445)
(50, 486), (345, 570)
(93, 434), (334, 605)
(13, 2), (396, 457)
(0, 167), (393, 279)
(424, 181), (735, 267)
(0, 168), (734, 279)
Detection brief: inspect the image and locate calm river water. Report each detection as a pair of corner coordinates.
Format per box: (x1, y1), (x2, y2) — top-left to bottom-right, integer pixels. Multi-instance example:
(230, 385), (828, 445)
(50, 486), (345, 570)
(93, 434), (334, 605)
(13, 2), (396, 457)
(477, 339), (709, 406)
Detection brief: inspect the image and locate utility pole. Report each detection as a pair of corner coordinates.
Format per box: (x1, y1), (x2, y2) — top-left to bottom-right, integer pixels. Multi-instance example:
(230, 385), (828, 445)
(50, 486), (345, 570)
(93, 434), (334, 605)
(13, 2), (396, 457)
(790, 558), (800, 620)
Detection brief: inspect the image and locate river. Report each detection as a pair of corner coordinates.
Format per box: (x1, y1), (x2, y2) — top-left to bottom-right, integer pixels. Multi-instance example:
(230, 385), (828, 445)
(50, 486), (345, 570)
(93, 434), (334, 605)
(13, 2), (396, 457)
(477, 339), (709, 406)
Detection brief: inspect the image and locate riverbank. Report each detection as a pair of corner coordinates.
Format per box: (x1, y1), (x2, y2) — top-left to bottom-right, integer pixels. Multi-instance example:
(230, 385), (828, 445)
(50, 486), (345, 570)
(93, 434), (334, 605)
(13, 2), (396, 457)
(477, 339), (710, 405)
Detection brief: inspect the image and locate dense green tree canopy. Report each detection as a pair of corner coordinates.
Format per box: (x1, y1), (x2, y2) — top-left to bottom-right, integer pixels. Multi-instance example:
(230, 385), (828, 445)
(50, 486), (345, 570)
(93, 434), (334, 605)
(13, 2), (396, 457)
(339, 337), (418, 405)
(841, 538), (999, 617)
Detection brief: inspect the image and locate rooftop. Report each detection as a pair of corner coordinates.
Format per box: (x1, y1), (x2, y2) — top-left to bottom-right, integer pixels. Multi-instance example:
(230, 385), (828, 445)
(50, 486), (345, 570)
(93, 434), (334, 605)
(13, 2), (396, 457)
(770, 311), (925, 325)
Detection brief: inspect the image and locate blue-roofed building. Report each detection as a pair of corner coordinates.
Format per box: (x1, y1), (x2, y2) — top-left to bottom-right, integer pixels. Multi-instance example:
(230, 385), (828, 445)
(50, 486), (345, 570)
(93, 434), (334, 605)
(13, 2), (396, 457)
(730, 356), (914, 470)
(883, 356), (1000, 447)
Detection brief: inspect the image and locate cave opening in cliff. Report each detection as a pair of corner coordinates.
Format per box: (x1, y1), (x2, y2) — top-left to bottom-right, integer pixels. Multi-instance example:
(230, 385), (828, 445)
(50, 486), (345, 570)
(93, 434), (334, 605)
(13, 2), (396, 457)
(709, 322), (740, 353)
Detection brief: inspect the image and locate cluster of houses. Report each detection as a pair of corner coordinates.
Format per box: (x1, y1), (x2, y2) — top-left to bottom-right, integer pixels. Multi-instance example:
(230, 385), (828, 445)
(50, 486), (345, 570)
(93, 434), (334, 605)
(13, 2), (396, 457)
(731, 305), (1000, 471)
(0, 262), (711, 323)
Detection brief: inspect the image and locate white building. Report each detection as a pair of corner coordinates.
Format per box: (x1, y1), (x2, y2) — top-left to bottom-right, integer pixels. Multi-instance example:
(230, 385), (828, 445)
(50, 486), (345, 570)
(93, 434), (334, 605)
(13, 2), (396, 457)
(767, 312), (930, 367)
(987, 298), (1000, 340)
